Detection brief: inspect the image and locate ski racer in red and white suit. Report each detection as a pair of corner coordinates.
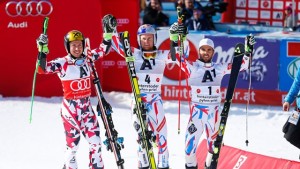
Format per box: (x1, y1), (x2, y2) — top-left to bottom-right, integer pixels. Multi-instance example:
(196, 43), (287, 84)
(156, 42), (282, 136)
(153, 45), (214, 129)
(36, 29), (113, 169)
(169, 22), (255, 169)
(112, 24), (173, 169)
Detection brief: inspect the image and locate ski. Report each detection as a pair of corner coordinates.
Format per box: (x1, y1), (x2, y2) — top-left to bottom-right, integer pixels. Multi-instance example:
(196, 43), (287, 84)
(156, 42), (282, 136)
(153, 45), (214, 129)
(208, 43), (245, 169)
(30, 17), (49, 123)
(85, 38), (125, 169)
(120, 31), (157, 169)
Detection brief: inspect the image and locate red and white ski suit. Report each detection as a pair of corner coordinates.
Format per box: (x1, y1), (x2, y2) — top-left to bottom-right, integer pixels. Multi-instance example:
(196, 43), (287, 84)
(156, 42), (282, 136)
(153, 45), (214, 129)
(38, 44), (109, 169)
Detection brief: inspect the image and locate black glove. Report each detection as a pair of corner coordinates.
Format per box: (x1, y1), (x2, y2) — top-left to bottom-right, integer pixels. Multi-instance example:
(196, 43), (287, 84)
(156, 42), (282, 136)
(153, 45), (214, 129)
(245, 34), (256, 56)
(102, 14), (117, 33)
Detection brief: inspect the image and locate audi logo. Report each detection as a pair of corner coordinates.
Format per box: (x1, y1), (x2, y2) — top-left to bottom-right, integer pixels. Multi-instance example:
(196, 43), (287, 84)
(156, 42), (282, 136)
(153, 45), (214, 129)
(70, 79), (91, 92)
(117, 18), (129, 24)
(5, 1), (53, 17)
(117, 60), (127, 66)
(102, 61), (115, 66)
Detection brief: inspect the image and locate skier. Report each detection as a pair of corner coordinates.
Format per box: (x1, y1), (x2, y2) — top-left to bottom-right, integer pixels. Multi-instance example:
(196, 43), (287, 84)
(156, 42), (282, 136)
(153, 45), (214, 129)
(168, 22), (255, 169)
(112, 24), (172, 169)
(36, 16), (116, 169)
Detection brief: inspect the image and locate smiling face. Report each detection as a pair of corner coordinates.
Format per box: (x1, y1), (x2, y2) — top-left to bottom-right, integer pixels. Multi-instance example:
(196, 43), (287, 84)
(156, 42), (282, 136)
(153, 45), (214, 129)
(198, 45), (214, 63)
(140, 34), (154, 51)
(69, 40), (83, 58)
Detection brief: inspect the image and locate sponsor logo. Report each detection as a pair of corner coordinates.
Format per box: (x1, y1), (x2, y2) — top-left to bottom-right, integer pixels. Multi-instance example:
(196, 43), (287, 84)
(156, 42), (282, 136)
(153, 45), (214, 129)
(262, 0), (270, 8)
(233, 155), (247, 168)
(5, 1), (53, 17)
(236, 0), (246, 8)
(188, 123), (197, 134)
(236, 9), (246, 18)
(117, 60), (127, 66)
(117, 18), (129, 24)
(287, 58), (300, 79)
(248, 0), (259, 8)
(102, 60), (115, 66)
(7, 21), (28, 28)
(273, 11), (283, 20)
(70, 79), (91, 91)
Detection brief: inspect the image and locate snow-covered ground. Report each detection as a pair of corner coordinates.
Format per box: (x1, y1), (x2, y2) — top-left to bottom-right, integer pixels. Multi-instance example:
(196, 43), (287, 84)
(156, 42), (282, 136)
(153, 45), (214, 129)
(0, 92), (299, 169)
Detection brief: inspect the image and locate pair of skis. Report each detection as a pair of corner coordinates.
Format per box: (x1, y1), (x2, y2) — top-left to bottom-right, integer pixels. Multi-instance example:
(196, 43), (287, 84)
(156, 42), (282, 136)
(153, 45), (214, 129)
(85, 38), (125, 169)
(119, 31), (157, 169)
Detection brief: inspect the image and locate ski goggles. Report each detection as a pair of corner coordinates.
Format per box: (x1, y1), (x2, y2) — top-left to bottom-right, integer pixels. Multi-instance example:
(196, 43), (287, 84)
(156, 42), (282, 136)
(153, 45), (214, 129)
(142, 51), (157, 60)
(73, 56), (87, 66)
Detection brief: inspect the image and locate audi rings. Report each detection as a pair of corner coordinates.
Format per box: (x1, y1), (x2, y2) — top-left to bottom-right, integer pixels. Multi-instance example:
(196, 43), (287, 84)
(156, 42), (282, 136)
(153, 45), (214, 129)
(5, 1), (53, 17)
(70, 79), (91, 92)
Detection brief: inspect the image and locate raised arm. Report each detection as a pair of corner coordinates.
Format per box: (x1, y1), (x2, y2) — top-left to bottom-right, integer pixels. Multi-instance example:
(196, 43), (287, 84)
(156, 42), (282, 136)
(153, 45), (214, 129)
(90, 14), (118, 61)
(169, 22), (191, 75)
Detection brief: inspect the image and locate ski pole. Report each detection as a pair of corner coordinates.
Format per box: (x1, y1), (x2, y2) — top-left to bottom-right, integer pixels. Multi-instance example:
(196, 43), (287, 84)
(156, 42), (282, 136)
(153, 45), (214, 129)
(30, 17), (49, 123)
(245, 34), (254, 146)
(176, 1), (184, 134)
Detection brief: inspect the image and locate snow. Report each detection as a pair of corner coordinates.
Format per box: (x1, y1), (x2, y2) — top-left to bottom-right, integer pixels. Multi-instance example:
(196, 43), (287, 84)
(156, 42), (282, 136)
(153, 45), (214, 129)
(0, 92), (299, 169)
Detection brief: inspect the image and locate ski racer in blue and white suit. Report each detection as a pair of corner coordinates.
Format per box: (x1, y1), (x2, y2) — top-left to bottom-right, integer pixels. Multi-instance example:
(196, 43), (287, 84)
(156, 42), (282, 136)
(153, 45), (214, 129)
(112, 24), (173, 169)
(169, 22), (255, 169)
(36, 26), (115, 169)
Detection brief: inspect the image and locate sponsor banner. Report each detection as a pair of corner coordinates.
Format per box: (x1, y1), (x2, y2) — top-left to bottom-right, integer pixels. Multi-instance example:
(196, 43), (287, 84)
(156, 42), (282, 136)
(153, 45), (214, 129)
(205, 35), (280, 91)
(279, 39), (300, 92)
(161, 85), (287, 106)
(235, 0), (300, 26)
(196, 140), (300, 169)
(0, 0), (138, 97)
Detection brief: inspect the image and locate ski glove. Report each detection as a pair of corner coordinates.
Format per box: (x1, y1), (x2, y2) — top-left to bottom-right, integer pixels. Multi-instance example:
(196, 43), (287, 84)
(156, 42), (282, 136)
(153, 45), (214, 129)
(36, 34), (49, 54)
(102, 14), (117, 41)
(169, 22), (188, 42)
(245, 34), (256, 56)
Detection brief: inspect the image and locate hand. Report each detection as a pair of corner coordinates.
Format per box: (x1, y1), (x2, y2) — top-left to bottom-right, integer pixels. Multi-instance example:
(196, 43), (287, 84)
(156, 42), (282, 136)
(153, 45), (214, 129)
(177, 23), (188, 35)
(283, 102), (290, 111)
(36, 34), (49, 54)
(245, 34), (256, 55)
(37, 34), (48, 45)
(169, 22), (188, 42)
(102, 14), (117, 33)
(169, 22), (188, 35)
